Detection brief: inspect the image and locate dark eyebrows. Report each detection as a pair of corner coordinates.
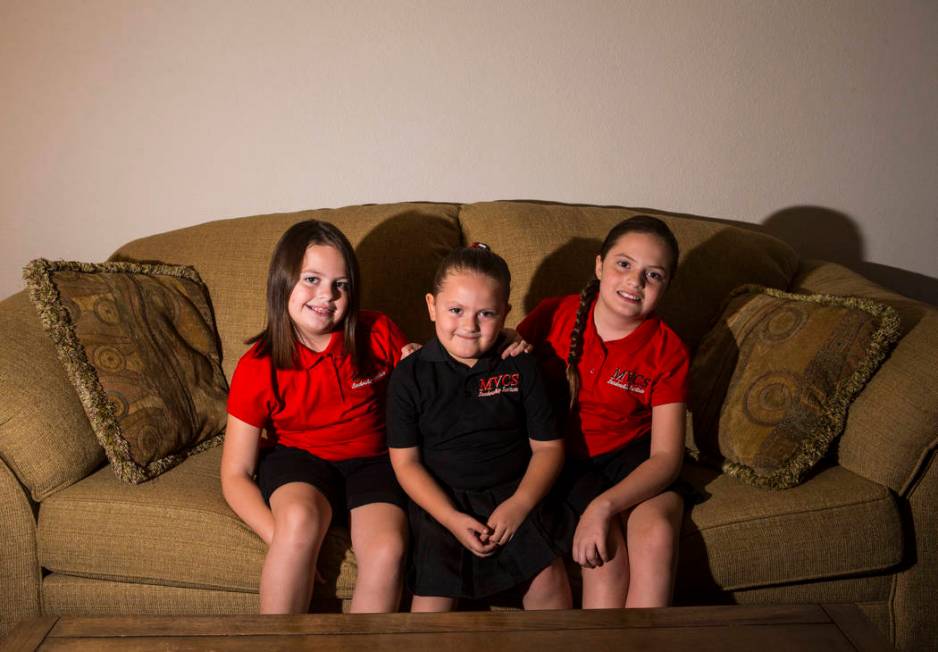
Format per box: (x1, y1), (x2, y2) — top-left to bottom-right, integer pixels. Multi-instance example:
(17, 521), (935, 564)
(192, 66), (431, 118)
(300, 268), (348, 281)
(613, 253), (667, 273)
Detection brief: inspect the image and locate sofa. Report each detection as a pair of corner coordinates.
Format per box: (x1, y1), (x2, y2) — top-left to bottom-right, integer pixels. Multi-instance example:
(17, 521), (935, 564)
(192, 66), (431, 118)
(1, 201), (934, 650)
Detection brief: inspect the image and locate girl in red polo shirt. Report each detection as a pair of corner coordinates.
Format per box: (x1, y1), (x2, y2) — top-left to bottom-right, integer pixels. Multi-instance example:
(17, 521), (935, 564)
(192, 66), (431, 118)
(221, 220), (409, 614)
(517, 215), (689, 609)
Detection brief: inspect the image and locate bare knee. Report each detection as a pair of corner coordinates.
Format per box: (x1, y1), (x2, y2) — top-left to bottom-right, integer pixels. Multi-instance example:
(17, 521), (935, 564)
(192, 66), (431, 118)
(524, 558), (572, 610)
(627, 494), (682, 564)
(357, 531), (406, 575)
(273, 500), (330, 550)
(350, 504), (407, 577)
(589, 545), (630, 585)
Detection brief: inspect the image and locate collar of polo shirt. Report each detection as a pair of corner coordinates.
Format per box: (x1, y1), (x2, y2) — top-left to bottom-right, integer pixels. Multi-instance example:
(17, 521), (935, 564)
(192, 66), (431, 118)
(295, 329), (344, 369)
(421, 335), (506, 371)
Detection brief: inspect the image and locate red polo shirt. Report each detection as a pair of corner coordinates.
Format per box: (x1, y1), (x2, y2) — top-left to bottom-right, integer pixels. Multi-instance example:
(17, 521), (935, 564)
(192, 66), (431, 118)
(227, 310), (407, 461)
(518, 295), (688, 458)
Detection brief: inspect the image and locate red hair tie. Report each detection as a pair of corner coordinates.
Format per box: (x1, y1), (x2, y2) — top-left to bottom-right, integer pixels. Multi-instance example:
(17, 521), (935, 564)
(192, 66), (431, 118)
(470, 242), (491, 250)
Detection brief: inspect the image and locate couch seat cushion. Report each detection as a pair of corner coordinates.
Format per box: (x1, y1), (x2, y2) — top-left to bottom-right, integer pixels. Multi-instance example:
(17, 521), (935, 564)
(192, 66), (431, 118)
(37, 446), (356, 598)
(679, 462), (903, 593)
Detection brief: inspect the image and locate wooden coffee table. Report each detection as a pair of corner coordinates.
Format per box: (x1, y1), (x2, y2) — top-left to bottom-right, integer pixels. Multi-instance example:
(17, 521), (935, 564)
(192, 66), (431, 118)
(3, 604), (890, 651)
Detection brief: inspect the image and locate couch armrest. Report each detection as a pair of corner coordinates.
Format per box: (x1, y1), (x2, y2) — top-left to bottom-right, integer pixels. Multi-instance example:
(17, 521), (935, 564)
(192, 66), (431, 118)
(790, 261), (938, 496)
(0, 460), (41, 637)
(893, 448), (938, 651)
(0, 291), (104, 501)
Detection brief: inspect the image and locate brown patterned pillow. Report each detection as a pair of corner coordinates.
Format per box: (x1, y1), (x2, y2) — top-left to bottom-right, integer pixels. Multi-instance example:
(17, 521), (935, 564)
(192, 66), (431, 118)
(23, 259), (229, 484)
(687, 284), (900, 489)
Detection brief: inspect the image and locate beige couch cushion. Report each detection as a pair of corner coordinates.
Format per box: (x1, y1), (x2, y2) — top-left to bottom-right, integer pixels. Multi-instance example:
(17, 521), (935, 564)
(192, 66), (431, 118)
(0, 292), (105, 501)
(111, 203), (461, 379)
(459, 202), (800, 349)
(678, 462), (903, 592)
(37, 446), (357, 599)
(37, 447), (904, 602)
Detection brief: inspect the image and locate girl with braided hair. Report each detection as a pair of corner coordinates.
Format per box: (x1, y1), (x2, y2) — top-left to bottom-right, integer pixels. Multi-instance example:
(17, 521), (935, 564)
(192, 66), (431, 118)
(517, 216), (689, 609)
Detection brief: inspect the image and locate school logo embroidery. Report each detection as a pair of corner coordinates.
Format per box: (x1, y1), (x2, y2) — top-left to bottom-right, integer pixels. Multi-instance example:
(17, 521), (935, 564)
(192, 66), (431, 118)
(606, 368), (649, 394)
(351, 369), (387, 389)
(478, 373), (520, 397)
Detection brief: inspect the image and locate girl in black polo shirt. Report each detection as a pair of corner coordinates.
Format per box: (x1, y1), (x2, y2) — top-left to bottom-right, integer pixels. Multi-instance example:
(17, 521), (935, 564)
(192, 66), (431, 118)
(387, 244), (573, 612)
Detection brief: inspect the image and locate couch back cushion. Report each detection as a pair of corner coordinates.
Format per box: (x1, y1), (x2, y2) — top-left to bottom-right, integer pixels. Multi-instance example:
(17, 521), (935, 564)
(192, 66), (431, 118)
(459, 202), (800, 350)
(111, 203), (462, 379)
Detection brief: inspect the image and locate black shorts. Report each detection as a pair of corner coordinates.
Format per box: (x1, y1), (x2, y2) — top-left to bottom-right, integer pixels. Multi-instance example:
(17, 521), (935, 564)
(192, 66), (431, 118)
(559, 437), (653, 515)
(256, 445), (407, 524)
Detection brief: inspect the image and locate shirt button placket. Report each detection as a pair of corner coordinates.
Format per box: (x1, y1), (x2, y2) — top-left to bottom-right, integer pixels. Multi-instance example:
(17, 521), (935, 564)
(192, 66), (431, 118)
(332, 355), (345, 401)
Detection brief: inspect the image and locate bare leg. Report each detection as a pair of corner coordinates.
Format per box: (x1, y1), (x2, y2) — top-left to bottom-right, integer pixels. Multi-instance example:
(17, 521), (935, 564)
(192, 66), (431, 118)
(522, 557), (572, 610)
(580, 516), (629, 609)
(411, 595), (457, 612)
(348, 502), (408, 613)
(261, 482), (332, 614)
(623, 490), (683, 608)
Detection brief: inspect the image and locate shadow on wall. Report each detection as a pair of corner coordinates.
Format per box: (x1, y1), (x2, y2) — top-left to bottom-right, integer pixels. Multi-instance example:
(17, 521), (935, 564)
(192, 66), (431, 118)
(523, 237), (600, 314)
(761, 206), (938, 307)
(355, 212), (457, 344)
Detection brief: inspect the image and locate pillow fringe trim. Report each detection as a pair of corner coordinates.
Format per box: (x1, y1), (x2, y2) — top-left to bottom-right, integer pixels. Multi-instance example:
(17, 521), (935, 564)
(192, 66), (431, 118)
(22, 258), (224, 484)
(719, 284), (902, 490)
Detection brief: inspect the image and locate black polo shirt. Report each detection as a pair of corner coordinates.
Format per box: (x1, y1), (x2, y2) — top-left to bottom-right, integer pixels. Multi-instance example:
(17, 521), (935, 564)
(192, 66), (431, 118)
(387, 337), (558, 491)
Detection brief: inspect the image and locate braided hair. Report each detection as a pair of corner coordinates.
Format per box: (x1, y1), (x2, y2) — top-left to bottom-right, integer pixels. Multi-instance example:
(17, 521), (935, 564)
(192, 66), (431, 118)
(565, 216), (679, 410)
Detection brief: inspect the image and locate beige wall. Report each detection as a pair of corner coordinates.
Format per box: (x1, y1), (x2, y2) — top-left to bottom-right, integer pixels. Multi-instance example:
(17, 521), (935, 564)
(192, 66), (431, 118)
(2, 0), (936, 303)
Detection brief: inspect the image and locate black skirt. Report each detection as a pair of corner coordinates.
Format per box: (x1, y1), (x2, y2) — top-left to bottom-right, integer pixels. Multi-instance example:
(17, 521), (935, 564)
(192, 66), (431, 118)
(407, 478), (575, 599)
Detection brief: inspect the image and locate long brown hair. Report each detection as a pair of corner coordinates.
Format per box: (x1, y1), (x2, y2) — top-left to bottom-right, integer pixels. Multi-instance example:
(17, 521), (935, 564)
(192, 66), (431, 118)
(248, 220), (363, 372)
(565, 215), (679, 409)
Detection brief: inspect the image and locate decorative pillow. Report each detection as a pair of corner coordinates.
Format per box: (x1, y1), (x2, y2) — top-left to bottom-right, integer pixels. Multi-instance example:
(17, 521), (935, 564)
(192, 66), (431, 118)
(687, 284), (900, 489)
(23, 259), (229, 484)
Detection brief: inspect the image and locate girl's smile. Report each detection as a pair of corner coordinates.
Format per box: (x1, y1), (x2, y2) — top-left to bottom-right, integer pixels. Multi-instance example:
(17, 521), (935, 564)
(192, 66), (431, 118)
(288, 244), (350, 351)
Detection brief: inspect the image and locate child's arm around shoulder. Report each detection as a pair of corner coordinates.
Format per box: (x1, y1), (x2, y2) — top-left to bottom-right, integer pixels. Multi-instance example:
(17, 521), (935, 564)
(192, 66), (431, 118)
(515, 295), (569, 348)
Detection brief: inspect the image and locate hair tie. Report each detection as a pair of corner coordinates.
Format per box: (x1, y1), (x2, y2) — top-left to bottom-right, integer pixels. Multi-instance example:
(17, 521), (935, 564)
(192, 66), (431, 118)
(470, 242), (491, 250)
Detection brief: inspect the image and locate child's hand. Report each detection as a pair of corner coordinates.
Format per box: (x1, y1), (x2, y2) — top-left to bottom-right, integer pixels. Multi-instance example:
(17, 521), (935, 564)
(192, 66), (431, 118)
(485, 497), (529, 546)
(572, 504), (612, 568)
(401, 342), (422, 359)
(445, 512), (498, 558)
(499, 329), (533, 359)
